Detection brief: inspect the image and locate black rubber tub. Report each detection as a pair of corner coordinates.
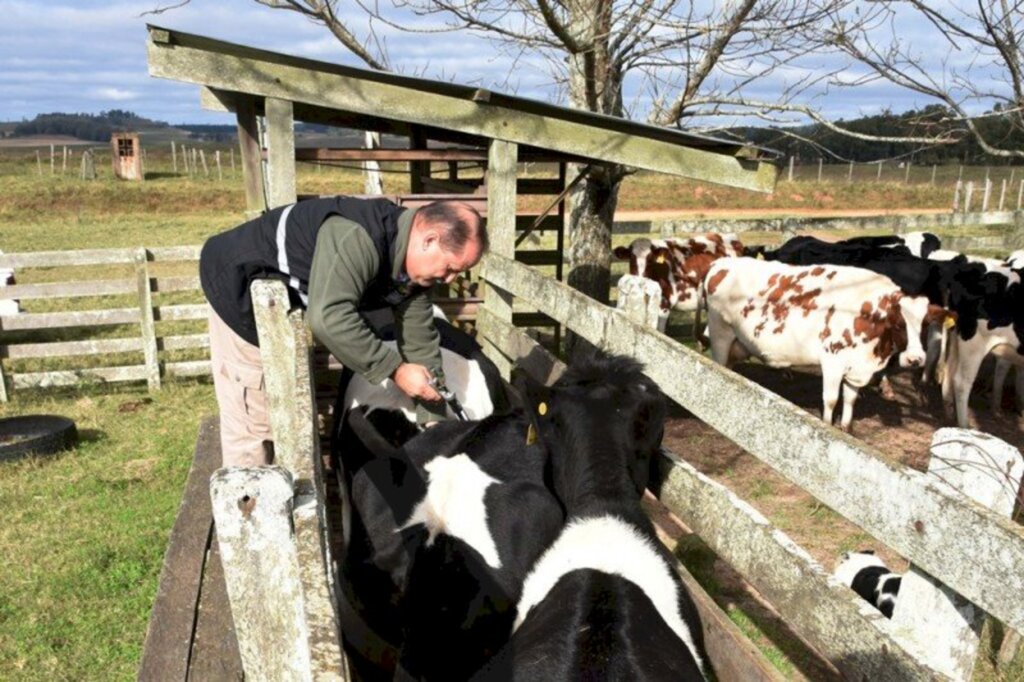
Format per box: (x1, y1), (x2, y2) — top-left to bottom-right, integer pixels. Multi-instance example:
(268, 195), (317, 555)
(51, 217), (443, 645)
(0, 415), (78, 461)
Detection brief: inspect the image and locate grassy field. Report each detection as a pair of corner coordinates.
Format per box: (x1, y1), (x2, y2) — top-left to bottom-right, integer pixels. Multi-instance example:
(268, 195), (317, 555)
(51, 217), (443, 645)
(0, 144), (1020, 680)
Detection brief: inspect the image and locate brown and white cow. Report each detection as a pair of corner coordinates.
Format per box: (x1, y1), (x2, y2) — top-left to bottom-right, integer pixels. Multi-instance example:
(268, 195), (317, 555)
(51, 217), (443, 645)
(703, 257), (950, 432)
(613, 234), (744, 314)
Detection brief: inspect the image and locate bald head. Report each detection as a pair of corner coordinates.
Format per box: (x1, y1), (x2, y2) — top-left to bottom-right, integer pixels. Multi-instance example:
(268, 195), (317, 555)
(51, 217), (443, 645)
(405, 201), (488, 287)
(413, 201), (488, 254)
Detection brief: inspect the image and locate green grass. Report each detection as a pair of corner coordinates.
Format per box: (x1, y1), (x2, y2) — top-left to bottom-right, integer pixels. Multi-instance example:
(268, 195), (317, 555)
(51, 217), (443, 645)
(0, 382), (216, 681)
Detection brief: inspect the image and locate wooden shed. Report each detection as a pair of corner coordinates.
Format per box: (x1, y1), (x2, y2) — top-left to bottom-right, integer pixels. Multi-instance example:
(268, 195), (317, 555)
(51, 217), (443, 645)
(111, 132), (144, 181)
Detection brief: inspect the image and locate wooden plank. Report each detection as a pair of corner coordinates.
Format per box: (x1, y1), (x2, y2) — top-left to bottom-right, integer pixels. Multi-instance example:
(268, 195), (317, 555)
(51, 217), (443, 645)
(156, 304), (209, 321)
(186, 529), (244, 681)
(12, 364), (149, 389)
(291, 146), (569, 164)
(266, 97), (297, 209)
(136, 249), (161, 392)
(0, 308), (139, 331)
(149, 245), (202, 262)
(146, 28), (777, 192)
(3, 336), (143, 359)
(151, 276), (201, 293)
(160, 334), (210, 351)
(138, 417), (220, 682)
(164, 360), (211, 378)
(0, 248), (136, 268)
(476, 140), (517, 378)
(236, 95), (267, 215)
(4, 279), (135, 300)
(480, 253), (1024, 634)
(644, 494), (789, 682)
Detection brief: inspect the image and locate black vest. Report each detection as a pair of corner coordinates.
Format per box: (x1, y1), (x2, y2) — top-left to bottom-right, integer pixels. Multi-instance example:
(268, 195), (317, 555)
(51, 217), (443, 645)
(200, 197), (423, 345)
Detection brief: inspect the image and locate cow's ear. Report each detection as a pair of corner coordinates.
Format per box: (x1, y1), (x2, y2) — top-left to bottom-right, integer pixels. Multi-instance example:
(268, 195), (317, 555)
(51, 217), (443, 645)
(511, 366), (551, 412)
(612, 246), (631, 261)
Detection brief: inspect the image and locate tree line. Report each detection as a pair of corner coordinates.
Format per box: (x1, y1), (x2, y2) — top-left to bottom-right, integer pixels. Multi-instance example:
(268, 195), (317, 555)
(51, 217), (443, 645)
(12, 110), (167, 142)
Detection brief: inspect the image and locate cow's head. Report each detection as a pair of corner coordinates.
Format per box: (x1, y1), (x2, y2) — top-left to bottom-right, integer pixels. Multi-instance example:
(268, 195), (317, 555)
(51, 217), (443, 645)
(514, 354), (666, 502)
(614, 239), (673, 309)
(895, 297), (955, 368)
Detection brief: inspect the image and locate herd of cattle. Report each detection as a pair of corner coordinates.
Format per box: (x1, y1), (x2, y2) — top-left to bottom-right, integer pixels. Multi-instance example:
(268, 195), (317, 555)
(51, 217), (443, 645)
(615, 231), (1024, 432)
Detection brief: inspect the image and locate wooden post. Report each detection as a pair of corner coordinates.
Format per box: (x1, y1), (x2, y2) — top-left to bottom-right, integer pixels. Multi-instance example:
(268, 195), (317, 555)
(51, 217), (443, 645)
(246, 279), (347, 677)
(787, 156), (794, 182)
(985, 166), (990, 183)
(817, 158), (822, 183)
(80, 150), (96, 180)
(953, 180), (962, 212)
(847, 161), (853, 183)
(216, 150), (222, 181)
(134, 248), (161, 392)
(265, 98), (296, 209)
(616, 275), (665, 332)
(409, 128), (428, 194)
(965, 182), (975, 213)
(235, 98), (267, 214)
(50, 144), (54, 175)
(363, 131), (384, 195)
(931, 164), (937, 186)
(1010, 168), (1016, 187)
(891, 428), (1023, 680)
(0, 352), (8, 402)
(200, 149), (209, 177)
(999, 179), (1007, 211)
(877, 161), (883, 181)
(35, 150), (42, 176)
(904, 160), (911, 184)
(211, 467), (318, 680)
(141, 147), (147, 178)
(1018, 179), (1024, 210)
(192, 148), (199, 178)
(982, 179), (992, 212)
(230, 147), (235, 175)
(62, 146), (68, 175)
(957, 164), (964, 183)
(478, 140), (518, 378)
(171, 141), (177, 173)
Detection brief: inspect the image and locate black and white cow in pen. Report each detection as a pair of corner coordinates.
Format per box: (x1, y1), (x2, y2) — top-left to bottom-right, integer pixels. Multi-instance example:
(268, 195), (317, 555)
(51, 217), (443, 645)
(474, 355), (708, 681)
(834, 551), (902, 619)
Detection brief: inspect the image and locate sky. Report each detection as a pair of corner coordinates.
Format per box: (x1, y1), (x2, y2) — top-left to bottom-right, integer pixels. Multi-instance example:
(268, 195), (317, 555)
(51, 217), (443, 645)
(0, 0), (997, 128)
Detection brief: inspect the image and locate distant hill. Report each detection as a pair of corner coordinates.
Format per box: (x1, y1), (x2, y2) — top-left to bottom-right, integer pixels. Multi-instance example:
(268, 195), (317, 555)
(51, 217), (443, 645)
(12, 110), (168, 142)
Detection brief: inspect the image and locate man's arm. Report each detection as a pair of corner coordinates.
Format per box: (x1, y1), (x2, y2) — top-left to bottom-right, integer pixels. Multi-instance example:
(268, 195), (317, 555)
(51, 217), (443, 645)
(395, 292), (447, 422)
(307, 217), (403, 384)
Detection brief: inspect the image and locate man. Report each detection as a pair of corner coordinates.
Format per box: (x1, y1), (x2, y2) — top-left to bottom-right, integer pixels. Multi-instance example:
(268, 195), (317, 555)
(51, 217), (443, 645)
(200, 197), (488, 467)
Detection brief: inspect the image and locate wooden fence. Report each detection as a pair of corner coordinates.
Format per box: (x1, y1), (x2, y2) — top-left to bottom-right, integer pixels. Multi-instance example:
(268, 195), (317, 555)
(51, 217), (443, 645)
(0, 247), (208, 401)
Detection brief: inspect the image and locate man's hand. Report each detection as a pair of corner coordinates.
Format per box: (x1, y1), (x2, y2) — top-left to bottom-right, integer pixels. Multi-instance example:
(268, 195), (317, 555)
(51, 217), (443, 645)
(393, 363), (443, 402)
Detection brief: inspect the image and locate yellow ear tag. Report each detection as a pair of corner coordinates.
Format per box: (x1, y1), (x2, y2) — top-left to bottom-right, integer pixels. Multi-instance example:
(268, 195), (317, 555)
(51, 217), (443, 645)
(756, 252), (765, 260)
(656, 254), (666, 264)
(526, 423), (537, 445)
(538, 402), (548, 416)
(944, 316), (956, 329)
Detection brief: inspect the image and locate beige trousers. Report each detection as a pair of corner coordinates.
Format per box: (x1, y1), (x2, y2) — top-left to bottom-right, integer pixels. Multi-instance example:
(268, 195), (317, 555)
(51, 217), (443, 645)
(208, 307), (273, 467)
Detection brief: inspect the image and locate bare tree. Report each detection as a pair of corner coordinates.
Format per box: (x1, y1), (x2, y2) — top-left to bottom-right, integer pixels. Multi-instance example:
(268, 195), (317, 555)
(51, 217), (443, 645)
(817, 0), (1024, 159)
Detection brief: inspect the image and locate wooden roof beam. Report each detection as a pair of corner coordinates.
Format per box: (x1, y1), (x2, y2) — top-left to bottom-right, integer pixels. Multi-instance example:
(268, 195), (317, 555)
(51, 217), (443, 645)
(151, 28), (777, 192)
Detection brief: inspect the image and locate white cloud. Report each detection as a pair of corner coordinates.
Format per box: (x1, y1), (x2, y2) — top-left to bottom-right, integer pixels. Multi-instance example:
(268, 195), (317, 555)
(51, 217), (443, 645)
(95, 87), (138, 101)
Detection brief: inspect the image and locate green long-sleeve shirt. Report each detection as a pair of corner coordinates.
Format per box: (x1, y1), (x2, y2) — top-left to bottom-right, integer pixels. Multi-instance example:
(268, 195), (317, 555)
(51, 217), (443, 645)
(306, 211), (446, 423)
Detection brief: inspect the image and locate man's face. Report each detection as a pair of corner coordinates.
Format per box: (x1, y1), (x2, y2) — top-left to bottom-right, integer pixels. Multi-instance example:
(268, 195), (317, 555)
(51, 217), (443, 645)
(405, 229), (482, 288)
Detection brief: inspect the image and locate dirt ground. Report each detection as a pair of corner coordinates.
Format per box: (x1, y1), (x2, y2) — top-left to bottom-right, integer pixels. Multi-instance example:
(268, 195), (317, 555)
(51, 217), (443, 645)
(658, 358), (1023, 680)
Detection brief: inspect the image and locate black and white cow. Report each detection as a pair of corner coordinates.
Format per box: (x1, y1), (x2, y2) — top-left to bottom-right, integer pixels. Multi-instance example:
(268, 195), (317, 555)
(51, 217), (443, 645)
(834, 551), (902, 619)
(337, 404), (564, 680)
(0, 251), (19, 317)
(474, 355), (708, 681)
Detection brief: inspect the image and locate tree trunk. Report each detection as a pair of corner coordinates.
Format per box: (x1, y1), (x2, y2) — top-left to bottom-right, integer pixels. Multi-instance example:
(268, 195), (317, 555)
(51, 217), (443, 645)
(564, 0), (625, 358)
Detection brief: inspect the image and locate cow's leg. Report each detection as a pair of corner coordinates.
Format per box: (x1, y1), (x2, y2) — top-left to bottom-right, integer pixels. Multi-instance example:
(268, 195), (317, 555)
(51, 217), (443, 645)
(951, 342), (987, 429)
(707, 313), (736, 367)
(992, 359), (1011, 412)
(922, 322), (943, 384)
(941, 333), (959, 411)
(839, 382), (861, 433)
(1015, 366), (1024, 413)
(821, 364), (844, 427)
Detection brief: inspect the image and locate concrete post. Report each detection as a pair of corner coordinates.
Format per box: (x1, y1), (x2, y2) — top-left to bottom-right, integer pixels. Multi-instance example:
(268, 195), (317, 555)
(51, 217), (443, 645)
(616, 275), (666, 332)
(891, 428), (1023, 681)
(817, 158), (822, 183)
(964, 182), (974, 213)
